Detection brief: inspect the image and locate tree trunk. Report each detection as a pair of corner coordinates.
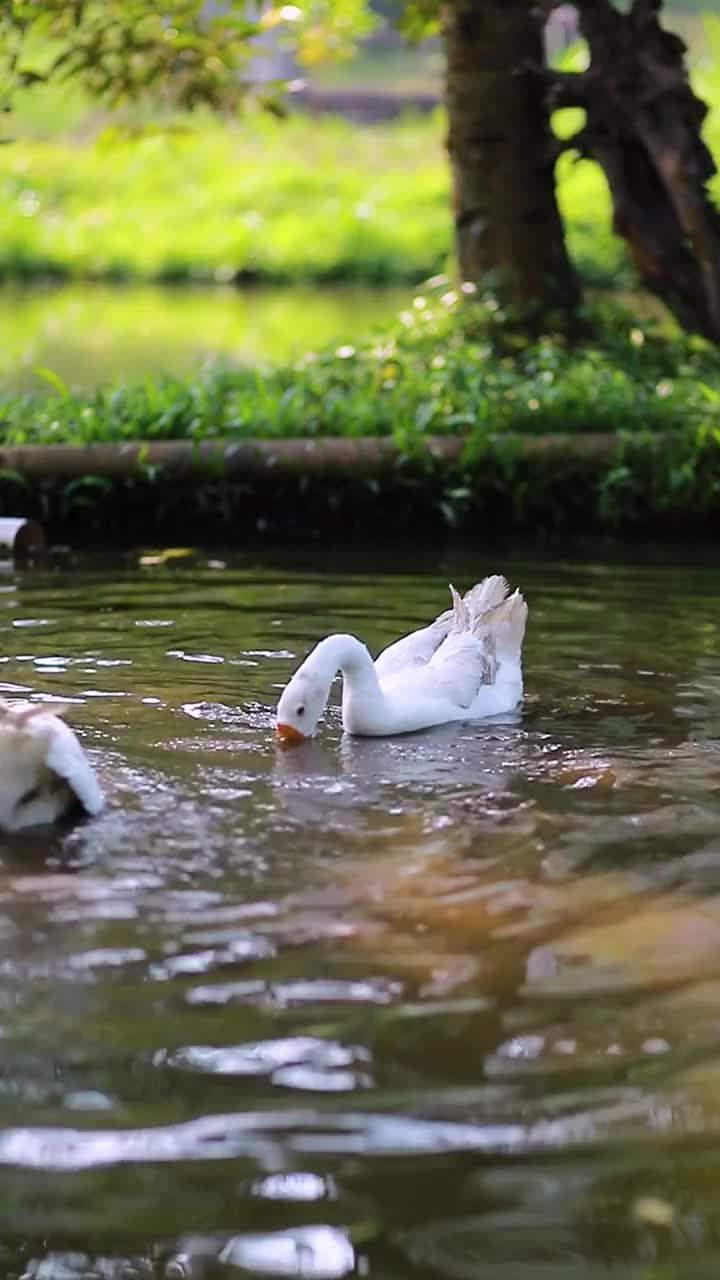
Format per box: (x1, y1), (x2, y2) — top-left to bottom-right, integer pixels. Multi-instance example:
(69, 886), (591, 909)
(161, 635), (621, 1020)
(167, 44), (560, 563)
(442, 0), (581, 317)
(545, 0), (720, 342)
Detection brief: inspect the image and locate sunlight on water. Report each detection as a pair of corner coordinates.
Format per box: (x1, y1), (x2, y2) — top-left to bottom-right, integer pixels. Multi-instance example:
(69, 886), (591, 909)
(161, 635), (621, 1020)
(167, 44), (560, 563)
(0, 545), (718, 1277)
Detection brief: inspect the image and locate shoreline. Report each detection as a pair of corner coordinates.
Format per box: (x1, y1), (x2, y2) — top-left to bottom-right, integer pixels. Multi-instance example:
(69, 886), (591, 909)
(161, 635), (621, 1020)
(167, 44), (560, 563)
(1, 431), (717, 540)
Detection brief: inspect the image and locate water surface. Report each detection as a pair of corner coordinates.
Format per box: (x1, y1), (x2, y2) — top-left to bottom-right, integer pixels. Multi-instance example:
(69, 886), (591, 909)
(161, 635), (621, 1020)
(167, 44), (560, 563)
(0, 546), (719, 1278)
(0, 284), (406, 391)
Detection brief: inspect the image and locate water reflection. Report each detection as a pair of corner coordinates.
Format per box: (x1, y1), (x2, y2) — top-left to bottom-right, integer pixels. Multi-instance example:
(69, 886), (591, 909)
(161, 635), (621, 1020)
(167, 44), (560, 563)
(0, 282), (407, 391)
(219, 1226), (356, 1278)
(0, 548), (718, 1276)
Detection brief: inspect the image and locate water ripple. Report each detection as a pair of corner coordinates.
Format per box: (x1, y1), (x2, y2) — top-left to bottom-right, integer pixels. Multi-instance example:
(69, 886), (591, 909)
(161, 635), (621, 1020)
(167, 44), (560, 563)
(0, 550), (719, 1271)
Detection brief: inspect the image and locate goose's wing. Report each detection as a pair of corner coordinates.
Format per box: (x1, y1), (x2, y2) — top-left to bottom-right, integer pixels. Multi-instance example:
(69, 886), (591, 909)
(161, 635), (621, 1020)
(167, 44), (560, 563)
(426, 586), (527, 710)
(375, 576), (510, 680)
(426, 630), (496, 709)
(43, 714), (104, 815)
(374, 609), (453, 679)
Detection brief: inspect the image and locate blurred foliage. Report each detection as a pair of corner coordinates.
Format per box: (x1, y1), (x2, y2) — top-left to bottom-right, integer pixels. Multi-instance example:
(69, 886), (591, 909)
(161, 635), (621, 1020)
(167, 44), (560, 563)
(0, 0), (375, 121)
(0, 112), (453, 286)
(0, 11), (714, 288)
(2, 282), (719, 447)
(0, 101), (628, 288)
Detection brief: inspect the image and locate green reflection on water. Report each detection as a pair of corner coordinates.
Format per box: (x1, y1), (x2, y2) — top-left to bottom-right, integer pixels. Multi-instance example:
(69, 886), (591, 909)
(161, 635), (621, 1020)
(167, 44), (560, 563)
(0, 283), (407, 391)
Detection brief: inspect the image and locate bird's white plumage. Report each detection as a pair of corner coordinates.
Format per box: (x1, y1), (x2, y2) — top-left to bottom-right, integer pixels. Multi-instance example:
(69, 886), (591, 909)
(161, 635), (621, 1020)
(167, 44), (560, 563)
(276, 574), (528, 739)
(373, 573), (508, 680)
(0, 700), (103, 832)
(372, 609), (453, 679)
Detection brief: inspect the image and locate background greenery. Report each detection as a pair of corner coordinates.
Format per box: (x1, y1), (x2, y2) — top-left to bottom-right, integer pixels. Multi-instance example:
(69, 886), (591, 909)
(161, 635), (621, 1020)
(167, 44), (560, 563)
(1, 288), (714, 445)
(4, 13), (719, 289)
(0, 103), (628, 287)
(1, 4), (719, 535)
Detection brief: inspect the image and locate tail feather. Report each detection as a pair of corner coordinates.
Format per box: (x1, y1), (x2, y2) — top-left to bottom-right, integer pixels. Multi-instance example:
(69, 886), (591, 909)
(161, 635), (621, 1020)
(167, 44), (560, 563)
(446, 578), (527, 664)
(0, 699), (73, 727)
(448, 583), (468, 631)
(436, 576), (509, 633)
(479, 589), (527, 663)
(446, 575), (511, 632)
(462, 575), (509, 618)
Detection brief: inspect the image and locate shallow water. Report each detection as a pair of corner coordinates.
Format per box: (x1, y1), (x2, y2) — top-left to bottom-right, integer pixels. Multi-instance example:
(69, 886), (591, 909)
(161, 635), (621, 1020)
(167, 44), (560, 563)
(0, 283), (407, 391)
(1, 545), (720, 1278)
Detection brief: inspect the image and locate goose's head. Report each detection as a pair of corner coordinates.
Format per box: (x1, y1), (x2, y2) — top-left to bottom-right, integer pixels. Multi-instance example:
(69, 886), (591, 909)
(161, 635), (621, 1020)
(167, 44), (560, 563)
(275, 667), (327, 744)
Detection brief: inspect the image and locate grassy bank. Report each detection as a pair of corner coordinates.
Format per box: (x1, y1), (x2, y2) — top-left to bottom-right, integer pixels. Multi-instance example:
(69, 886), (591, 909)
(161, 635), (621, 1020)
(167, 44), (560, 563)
(0, 113), (452, 286)
(0, 99), (646, 290)
(2, 292), (719, 538)
(0, 14), (718, 288)
(4, 288), (717, 444)
(0, 99), (704, 290)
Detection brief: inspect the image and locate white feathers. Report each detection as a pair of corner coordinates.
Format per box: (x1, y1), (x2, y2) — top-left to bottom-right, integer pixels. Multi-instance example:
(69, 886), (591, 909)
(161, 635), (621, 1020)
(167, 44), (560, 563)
(416, 578), (527, 713)
(0, 701), (103, 833)
(357, 572), (527, 733)
(377, 574), (526, 712)
(277, 573), (528, 739)
(373, 575), (512, 682)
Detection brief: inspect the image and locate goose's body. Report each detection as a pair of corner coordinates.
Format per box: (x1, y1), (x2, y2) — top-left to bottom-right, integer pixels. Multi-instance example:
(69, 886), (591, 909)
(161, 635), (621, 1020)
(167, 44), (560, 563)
(0, 701), (104, 832)
(276, 575), (527, 741)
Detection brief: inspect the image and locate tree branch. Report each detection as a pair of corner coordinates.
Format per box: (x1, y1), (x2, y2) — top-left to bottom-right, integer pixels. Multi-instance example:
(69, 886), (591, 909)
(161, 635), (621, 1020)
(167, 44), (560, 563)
(549, 0), (720, 341)
(523, 62), (592, 109)
(631, 0), (663, 22)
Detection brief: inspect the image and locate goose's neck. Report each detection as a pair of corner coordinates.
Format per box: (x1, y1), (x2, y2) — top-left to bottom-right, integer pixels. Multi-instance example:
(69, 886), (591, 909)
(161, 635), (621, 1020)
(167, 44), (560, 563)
(313, 634), (376, 684)
(312, 634), (385, 723)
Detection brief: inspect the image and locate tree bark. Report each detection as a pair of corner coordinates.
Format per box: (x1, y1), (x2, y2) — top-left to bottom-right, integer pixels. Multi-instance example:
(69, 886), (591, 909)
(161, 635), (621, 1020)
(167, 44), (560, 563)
(546, 0), (720, 342)
(442, 0), (581, 317)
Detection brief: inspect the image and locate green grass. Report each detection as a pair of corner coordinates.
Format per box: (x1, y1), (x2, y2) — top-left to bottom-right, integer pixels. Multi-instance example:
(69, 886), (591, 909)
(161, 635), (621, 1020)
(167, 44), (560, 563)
(0, 9), (718, 290)
(3, 291), (720, 537)
(0, 104), (624, 287)
(0, 77), (709, 290)
(2, 287), (718, 447)
(0, 112), (451, 285)
(0, 10), (712, 291)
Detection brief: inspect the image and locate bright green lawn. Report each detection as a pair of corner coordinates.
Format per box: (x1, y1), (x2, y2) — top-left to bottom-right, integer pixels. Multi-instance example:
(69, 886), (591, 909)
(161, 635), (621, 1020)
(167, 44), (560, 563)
(0, 12), (716, 287)
(0, 108), (624, 287)
(0, 113), (451, 284)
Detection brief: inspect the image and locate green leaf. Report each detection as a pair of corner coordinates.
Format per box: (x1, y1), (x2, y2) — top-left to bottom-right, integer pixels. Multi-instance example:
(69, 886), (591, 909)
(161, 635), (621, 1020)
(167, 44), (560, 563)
(33, 365), (69, 398)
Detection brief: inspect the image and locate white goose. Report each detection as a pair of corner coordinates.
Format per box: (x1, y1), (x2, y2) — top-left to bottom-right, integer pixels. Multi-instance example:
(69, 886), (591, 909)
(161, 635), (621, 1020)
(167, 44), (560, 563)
(276, 574), (527, 742)
(0, 701), (104, 832)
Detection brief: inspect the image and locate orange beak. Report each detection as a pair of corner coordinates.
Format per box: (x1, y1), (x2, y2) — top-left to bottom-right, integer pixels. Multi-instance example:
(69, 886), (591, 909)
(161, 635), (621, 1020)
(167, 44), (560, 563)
(276, 721), (308, 746)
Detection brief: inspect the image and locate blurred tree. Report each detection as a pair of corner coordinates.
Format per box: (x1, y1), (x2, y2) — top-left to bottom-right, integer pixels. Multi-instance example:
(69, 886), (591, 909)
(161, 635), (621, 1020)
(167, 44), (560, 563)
(1, 0), (719, 338)
(545, 0), (720, 341)
(0, 0), (373, 113)
(412, 0), (720, 338)
(441, 1), (580, 320)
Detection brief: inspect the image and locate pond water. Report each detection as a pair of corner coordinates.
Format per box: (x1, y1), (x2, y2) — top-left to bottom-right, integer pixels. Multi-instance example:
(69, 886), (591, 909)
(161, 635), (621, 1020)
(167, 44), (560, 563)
(0, 545), (720, 1278)
(0, 284), (407, 391)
